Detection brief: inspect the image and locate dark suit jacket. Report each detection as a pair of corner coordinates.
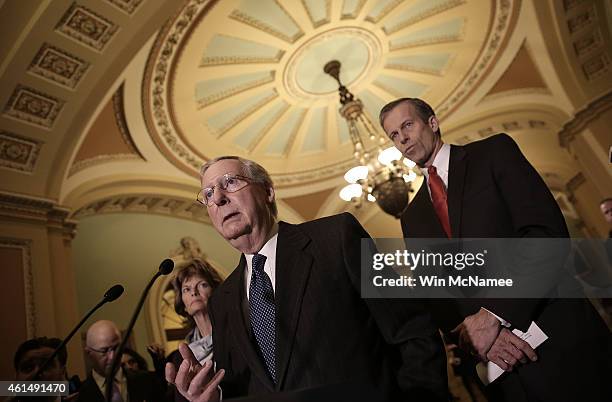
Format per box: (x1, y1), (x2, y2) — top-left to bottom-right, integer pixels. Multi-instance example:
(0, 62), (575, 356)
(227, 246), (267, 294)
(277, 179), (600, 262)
(76, 370), (166, 402)
(401, 134), (611, 401)
(209, 212), (448, 401)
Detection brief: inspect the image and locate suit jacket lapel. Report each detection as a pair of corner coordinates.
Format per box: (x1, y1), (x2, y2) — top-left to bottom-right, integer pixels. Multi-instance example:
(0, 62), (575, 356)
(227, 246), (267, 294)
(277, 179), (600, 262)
(403, 179), (446, 237)
(274, 222), (313, 390)
(447, 145), (467, 238)
(224, 255), (275, 391)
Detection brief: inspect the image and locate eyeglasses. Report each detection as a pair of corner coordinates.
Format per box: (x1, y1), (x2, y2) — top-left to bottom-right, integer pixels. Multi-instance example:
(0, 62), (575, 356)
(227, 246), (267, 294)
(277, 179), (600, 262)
(196, 174), (251, 206)
(87, 344), (119, 355)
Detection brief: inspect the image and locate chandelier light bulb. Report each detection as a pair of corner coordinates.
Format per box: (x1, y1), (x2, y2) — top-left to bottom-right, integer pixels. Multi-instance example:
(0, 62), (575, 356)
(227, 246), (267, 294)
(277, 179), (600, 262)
(403, 172), (417, 182)
(378, 146), (402, 165)
(344, 165), (369, 183)
(403, 158), (416, 168)
(339, 183), (363, 201)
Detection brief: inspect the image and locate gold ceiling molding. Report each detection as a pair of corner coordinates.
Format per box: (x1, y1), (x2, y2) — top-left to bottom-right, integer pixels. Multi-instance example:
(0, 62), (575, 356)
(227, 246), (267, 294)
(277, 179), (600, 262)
(105, 0), (145, 15)
(558, 89), (612, 148)
(27, 43), (91, 90)
(564, 2), (611, 82)
(229, 1), (304, 44)
(71, 194), (212, 224)
(302, 0), (331, 28)
(382, 0), (464, 35)
(143, 0), (502, 188)
(565, 171), (586, 204)
(0, 130), (43, 174)
(0, 237), (35, 338)
(436, 0), (520, 119)
(55, 3), (119, 52)
(0, 191), (76, 239)
(3, 85), (65, 129)
(68, 154), (143, 177)
(196, 72), (276, 109)
(142, 0), (219, 179)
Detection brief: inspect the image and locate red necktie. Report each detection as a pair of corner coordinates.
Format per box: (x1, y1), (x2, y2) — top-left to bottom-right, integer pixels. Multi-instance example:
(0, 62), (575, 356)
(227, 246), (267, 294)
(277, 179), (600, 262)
(427, 166), (452, 238)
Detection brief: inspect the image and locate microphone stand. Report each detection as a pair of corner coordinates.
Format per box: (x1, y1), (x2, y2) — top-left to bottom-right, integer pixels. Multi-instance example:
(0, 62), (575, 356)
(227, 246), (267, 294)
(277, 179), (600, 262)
(32, 285), (124, 380)
(105, 259), (174, 402)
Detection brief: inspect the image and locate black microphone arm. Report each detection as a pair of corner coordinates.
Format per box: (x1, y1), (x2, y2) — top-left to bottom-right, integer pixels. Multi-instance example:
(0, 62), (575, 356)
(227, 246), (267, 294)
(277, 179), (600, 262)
(33, 284), (124, 379)
(105, 259), (174, 402)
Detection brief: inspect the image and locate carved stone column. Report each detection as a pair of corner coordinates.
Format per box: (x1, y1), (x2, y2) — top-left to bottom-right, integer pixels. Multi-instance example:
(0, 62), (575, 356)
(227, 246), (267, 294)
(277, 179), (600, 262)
(0, 191), (84, 378)
(560, 91), (612, 237)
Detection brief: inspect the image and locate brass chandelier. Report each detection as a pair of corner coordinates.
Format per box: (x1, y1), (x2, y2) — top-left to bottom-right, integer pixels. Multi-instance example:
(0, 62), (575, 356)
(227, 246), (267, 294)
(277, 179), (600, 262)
(324, 60), (416, 218)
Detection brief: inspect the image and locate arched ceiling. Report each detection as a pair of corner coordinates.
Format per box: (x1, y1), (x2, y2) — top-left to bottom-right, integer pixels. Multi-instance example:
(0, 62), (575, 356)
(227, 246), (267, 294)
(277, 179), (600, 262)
(143, 0), (513, 188)
(0, 0), (611, 230)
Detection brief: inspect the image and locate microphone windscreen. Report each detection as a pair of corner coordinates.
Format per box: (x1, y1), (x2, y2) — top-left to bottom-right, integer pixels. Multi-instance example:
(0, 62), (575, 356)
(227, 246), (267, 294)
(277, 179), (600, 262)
(104, 284), (124, 302)
(158, 259), (174, 275)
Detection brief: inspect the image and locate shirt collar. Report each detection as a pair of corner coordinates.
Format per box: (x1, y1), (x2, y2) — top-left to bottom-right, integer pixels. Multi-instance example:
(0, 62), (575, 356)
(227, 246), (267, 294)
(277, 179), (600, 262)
(422, 143), (450, 186)
(245, 231), (278, 271)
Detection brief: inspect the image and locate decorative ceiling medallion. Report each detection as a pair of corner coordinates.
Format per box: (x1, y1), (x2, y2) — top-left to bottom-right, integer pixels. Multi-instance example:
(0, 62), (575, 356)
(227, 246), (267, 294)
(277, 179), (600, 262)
(56, 3), (118, 51)
(3, 85), (65, 128)
(105, 0), (145, 15)
(282, 27), (382, 100)
(28, 43), (90, 89)
(0, 131), (42, 173)
(144, 0), (515, 188)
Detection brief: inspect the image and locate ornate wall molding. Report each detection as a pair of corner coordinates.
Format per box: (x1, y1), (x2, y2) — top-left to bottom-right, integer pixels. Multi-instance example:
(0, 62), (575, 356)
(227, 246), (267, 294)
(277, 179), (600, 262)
(71, 194), (212, 224)
(558, 89), (612, 148)
(0, 191), (77, 239)
(0, 237), (35, 338)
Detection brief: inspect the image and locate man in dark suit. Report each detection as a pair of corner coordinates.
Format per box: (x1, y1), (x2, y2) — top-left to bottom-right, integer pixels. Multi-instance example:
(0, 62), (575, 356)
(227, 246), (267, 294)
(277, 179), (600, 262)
(379, 97), (611, 402)
(78, 320), (165, 402)
(165, 156), (448, 401)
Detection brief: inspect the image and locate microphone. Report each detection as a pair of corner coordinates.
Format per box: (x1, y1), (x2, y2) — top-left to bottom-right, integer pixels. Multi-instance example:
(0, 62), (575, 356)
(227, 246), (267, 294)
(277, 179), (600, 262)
(104, 284), (124, 302)
(33, 284), (124, 379)
(105, 259), (174, 402)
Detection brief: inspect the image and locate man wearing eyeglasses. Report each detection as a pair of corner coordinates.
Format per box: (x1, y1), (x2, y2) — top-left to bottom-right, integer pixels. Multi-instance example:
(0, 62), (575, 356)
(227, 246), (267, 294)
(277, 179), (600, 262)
(78, 320), (165, 402)
(165, 156), (448, 401)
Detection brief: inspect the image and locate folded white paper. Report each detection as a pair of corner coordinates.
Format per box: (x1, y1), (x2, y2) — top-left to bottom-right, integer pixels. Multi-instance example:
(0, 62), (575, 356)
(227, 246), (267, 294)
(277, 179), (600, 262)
(476, 321), (548, 385)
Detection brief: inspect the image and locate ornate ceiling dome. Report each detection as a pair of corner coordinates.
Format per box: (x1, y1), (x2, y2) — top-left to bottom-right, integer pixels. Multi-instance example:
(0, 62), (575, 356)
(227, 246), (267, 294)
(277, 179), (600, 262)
(143, 0), (516, 189)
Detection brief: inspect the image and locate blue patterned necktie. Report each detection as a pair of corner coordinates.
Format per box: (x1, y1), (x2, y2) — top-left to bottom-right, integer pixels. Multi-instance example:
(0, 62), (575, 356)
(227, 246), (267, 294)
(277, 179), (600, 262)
(249, 253), (276, 383)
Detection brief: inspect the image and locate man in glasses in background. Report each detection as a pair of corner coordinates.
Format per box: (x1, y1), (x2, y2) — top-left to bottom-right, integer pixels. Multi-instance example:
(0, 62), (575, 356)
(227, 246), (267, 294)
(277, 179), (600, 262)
(78, 320), (165, 402)
(165, 156), (448, 401)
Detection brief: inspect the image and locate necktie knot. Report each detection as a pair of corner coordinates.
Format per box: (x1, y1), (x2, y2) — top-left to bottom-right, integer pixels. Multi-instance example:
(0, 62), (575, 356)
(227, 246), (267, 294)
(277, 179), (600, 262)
(252, 253), (266, 272)
(427, 165), (437, 175)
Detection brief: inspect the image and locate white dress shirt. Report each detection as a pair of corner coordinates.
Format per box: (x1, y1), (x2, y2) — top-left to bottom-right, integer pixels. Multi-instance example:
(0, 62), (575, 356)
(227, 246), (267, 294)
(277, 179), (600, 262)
(421, 143), (451, 196)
